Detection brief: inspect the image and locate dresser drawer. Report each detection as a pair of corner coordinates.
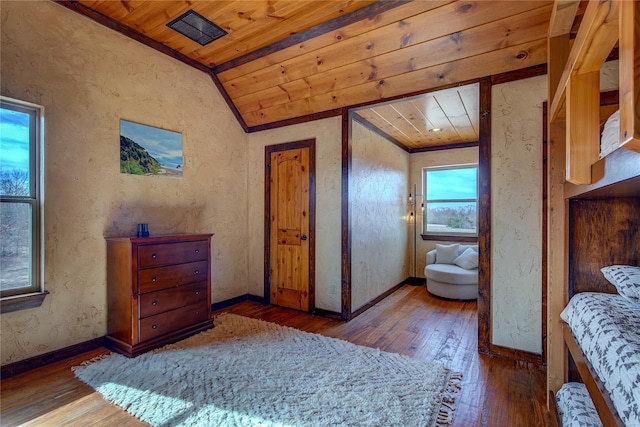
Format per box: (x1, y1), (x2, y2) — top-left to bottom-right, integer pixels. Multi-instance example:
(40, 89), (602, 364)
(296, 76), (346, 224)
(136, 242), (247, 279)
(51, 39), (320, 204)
(138, 240), (208, 269)
(139, 301), (210, 342)
(139, 282), (207, 318)
(138, 260), (208, 294)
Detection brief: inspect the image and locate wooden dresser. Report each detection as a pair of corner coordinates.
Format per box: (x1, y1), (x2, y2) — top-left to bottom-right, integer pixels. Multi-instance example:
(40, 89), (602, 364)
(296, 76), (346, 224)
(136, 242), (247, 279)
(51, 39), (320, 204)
(105, 233), (214, 357)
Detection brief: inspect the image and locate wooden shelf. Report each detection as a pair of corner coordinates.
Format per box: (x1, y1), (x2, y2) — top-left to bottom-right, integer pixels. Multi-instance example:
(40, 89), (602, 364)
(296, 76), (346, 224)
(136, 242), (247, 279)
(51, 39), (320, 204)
(564, 148), (640, 199)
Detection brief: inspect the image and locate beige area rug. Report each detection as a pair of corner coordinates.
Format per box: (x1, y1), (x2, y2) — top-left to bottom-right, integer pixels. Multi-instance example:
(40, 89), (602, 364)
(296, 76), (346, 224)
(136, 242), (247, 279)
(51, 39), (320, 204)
(73, 313), (462, 427)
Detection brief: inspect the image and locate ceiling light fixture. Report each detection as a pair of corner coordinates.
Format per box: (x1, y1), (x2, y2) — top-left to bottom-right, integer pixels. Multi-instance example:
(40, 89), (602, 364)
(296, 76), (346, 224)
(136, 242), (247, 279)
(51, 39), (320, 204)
(167, 10), (227, 46)
(429, 128), (442, 132)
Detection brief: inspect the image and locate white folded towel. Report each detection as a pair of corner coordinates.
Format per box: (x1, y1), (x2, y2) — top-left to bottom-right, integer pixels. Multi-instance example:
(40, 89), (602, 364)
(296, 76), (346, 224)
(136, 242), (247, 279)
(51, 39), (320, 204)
(600, 109), (620, 159)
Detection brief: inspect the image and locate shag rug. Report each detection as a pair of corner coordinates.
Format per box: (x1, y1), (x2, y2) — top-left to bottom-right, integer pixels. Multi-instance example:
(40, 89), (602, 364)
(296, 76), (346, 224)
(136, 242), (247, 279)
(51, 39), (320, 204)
(73, 313), (462, 426)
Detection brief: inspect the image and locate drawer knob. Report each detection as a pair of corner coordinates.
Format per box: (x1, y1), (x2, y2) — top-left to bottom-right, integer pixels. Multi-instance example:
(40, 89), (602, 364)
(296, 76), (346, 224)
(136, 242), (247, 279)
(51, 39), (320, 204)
(152, 253), (157, 259)
(152, 324), (158, 329)
(194, 269), (200, 275)
(195, 249), (200, 253)
(152, 301), (157, 306)
(152, 276), (157, 282)
(195, 290), (199, 295)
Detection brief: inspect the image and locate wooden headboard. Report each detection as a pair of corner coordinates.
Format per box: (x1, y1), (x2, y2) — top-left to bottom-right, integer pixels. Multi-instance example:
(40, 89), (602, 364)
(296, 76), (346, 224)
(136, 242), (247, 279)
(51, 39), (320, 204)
(568, 197), (640, 296)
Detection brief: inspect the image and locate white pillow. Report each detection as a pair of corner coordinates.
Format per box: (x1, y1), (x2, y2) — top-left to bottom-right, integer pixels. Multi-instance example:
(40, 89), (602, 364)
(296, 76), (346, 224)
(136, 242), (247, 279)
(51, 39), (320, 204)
(435, 243), (459, 264)
(454, 247), (478, 270)
(601, 265), (640, 305)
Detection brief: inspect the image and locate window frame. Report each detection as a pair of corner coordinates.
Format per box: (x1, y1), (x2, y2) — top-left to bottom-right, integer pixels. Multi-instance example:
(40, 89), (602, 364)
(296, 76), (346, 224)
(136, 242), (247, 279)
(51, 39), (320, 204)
(421, 164), (478, 242)
(1, 96), (44, 304)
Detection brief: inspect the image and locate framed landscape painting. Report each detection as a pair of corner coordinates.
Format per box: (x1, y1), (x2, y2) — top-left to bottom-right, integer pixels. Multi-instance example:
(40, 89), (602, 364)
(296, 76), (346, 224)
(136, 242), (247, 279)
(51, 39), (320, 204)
(120, 120), (183, 178)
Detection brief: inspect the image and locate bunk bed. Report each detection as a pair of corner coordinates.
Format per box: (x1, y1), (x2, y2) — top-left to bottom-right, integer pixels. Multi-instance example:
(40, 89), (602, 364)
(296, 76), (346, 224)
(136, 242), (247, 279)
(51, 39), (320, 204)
(558, 288), (640, 427)
(548, 1), (640, 426)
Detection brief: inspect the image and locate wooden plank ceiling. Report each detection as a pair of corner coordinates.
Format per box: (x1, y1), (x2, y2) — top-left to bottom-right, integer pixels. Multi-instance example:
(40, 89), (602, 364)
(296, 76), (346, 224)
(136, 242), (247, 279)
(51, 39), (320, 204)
(58, 0), (553, 146)
(353, 83), (479, 151)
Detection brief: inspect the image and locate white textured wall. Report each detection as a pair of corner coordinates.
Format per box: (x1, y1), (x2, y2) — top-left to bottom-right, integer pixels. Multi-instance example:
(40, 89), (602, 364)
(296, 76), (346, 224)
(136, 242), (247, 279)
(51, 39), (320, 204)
(246, 118), (343, 313)
(1, 1), (249, 364)
(351, 120), (410, 310)
(409, 148), (479, 278)
(491, 75), (546, 354)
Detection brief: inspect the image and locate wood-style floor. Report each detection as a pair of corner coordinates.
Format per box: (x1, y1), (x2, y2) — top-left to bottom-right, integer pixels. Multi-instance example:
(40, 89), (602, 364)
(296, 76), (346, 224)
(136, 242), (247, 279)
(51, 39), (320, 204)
(0, 284), (549, 426)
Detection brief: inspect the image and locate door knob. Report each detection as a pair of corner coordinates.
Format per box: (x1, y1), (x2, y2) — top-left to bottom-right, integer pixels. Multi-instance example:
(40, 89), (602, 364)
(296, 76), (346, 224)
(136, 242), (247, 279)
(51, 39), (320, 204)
(301, 234), (307, 241)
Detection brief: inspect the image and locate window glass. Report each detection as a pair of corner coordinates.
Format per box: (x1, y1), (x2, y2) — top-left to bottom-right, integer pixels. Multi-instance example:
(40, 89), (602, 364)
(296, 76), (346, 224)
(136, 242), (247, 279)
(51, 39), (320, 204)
(423, 166), (478, 236)
(0, 203), (32, 291)
(1, 108), (32, 196)
(1, 99), (41, 297)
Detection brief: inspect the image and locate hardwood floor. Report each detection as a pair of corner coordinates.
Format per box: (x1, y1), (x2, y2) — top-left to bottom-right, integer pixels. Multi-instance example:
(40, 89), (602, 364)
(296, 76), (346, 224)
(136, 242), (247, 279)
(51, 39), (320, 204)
(0, 284), (549, 426)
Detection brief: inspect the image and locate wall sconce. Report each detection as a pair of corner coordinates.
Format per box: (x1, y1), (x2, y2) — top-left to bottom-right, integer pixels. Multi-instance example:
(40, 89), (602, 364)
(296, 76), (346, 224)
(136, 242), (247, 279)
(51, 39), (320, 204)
(408, 184), (423, 280)
(408, 192), (414, 218)
(407, 186), (424, 218)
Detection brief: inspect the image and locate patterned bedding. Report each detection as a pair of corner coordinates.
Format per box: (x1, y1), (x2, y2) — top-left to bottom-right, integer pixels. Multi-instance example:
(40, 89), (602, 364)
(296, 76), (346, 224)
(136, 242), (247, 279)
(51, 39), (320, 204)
(561, 292), (640, 426)
(556, 382), (603, 427)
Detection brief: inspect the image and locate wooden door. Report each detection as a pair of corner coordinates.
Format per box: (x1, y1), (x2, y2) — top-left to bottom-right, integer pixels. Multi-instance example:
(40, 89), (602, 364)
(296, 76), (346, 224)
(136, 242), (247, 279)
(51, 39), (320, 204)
(267, 141), (314, 311)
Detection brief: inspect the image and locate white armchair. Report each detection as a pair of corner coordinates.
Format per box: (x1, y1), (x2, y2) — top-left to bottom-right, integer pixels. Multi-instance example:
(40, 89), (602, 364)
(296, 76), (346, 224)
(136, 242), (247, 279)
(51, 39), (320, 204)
(424, 244), (478, 300)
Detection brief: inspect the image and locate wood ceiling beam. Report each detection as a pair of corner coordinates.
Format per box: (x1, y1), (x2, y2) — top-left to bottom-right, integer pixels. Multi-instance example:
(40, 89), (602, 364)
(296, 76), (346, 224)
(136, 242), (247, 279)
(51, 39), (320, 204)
(216, 1), (455, 81)
(410, 141), (479, 153)
(194, 1), (380, 67)
(213, 0), (409, 73)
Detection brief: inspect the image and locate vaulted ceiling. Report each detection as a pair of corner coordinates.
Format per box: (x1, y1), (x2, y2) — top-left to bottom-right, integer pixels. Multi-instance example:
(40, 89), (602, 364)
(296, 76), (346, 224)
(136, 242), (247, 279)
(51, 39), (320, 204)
(57, 0), (553, 142)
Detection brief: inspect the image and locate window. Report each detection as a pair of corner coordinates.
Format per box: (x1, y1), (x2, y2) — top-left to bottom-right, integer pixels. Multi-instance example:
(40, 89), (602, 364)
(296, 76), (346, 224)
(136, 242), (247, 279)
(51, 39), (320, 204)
(422, 165), (478, 238)
(1, 97), (43, 300)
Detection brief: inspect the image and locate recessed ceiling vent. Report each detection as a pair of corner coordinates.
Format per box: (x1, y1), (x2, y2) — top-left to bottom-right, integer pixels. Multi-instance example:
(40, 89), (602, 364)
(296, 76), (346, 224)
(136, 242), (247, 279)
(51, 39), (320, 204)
(167, 10), (227, 46)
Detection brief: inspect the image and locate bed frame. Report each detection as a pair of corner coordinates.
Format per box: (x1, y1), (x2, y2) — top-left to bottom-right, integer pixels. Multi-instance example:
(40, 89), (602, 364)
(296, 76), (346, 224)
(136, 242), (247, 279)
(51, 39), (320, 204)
(560, 324), (625, 427)
(550, 195), (639, 426)
(547, 1), (640, 425)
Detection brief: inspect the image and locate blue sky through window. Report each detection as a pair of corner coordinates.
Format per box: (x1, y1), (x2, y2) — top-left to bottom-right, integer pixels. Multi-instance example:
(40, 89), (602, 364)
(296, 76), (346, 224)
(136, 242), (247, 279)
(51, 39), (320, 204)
(426, 167), (477, 200)
(0, 107), (30, 174)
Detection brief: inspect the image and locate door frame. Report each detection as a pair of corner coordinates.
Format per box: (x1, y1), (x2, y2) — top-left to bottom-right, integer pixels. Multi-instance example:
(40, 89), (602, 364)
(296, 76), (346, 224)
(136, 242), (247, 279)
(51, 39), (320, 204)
(341, 78), (492, 349)
(264, 139), (316, 312)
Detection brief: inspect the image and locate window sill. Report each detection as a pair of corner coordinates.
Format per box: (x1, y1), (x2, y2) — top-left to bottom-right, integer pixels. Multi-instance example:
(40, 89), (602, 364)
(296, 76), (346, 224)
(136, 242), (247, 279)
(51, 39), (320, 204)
(1, 291), (49, 314)
(421, 234), (478, 243)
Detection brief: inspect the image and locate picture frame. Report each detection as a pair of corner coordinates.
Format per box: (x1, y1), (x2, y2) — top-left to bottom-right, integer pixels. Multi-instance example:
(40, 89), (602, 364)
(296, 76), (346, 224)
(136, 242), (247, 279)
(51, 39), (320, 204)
(119, 119), (183, 178)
